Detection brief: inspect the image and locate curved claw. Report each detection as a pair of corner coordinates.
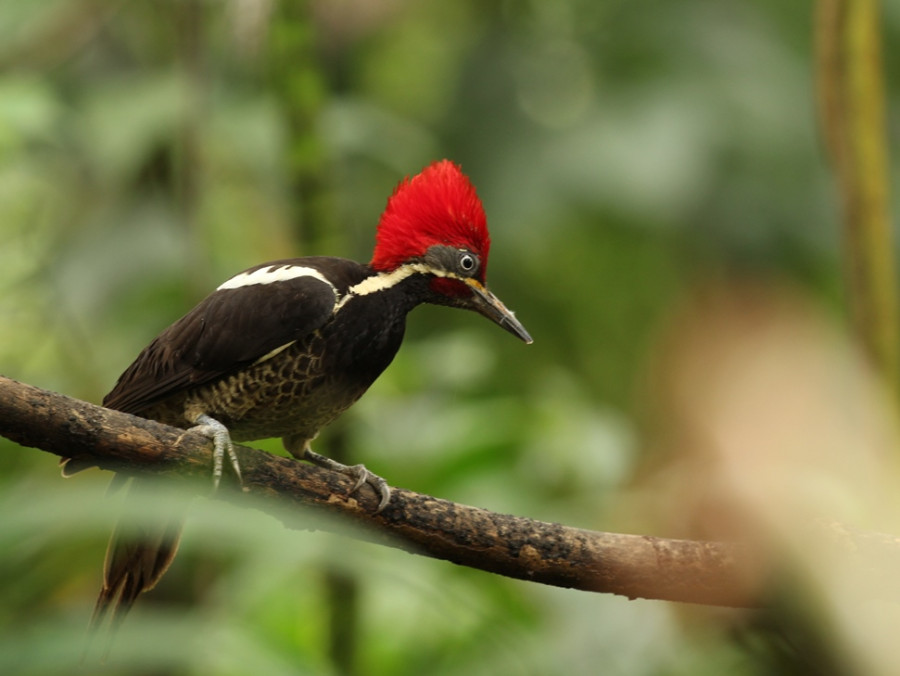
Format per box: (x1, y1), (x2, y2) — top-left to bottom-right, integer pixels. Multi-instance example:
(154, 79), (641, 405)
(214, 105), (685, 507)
(346, 464), (392, 513)
(193, 414), (242, 489)
(303, 448), (392, 513)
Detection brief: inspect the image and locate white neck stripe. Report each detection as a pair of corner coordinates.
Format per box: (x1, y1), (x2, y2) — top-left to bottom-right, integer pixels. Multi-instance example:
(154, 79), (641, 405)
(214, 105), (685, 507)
(348, 263), (431, 297)
(217, 265), (335, 292)
(334, 263), (458, 310)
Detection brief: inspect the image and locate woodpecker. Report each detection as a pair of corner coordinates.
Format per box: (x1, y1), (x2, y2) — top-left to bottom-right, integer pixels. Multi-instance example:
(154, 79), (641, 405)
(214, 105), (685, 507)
(66, 159), (531, 631)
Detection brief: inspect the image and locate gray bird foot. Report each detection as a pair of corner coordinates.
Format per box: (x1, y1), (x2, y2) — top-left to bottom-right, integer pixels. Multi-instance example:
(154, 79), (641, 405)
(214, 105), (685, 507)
(303, 448), (391, 513)
(193, 414), (242, 489)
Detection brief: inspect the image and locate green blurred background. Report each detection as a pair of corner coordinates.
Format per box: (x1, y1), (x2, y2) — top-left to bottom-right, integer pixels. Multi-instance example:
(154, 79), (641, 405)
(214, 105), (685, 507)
(1, 1), (898, 674)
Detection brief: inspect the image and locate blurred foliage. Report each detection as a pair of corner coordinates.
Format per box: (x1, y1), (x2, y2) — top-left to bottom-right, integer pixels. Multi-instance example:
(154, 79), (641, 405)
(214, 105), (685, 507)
(1, 1), (898, 675)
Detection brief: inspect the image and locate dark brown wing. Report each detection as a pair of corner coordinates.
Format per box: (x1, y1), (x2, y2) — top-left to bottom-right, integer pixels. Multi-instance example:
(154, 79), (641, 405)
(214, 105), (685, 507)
(103, 259), (354, 415)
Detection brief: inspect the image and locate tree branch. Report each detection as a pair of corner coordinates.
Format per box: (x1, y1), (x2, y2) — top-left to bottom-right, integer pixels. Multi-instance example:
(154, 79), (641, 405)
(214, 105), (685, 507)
(0, 374), (763, 607)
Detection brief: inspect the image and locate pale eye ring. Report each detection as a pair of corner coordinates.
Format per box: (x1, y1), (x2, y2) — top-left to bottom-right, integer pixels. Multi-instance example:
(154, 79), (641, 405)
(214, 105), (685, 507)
(458, 252), (478, 274)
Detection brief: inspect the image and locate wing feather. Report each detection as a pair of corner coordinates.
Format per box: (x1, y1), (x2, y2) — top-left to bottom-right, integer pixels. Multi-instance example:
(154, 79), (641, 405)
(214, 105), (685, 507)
(103, 262), (346, 414)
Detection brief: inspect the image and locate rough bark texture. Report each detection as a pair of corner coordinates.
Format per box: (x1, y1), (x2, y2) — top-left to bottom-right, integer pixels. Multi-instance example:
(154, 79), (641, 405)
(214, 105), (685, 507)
(1, 374), (764, 606)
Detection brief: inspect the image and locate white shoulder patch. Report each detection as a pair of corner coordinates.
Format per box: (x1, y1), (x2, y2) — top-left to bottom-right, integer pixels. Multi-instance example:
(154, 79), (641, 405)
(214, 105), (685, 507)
(252, 340), (297, 365)
(217, 265), (335, 292)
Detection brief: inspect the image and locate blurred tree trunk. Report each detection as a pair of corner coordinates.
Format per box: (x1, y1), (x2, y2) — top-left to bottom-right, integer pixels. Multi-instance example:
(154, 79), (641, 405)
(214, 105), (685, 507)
(816, 0), (898, 395)
(266, 7), (356, 673)
(267, 2), (337, 255)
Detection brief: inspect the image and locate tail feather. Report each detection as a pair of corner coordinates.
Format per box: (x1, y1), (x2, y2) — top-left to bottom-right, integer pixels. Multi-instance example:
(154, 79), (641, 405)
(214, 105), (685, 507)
(88, 477), (188, 641)
(90, 515), (185, 631)
(59, 456), (98, 477)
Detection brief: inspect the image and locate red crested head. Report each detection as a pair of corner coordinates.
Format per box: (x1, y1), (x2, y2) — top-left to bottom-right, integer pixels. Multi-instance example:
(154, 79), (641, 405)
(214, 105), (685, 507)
(370, 160), (491, 281)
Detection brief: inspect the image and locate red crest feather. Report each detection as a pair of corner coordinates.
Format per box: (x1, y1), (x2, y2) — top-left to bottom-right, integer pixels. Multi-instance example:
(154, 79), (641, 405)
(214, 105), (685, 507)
(370, 160), (490, 279)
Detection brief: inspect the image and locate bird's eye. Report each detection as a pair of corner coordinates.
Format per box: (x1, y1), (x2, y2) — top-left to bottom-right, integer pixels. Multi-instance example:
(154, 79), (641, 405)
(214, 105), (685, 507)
(458, 252), (478, 274)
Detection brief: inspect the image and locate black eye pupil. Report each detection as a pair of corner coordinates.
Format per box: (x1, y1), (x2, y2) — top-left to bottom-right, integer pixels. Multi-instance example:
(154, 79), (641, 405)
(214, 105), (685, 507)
(460, 254), (475, 271)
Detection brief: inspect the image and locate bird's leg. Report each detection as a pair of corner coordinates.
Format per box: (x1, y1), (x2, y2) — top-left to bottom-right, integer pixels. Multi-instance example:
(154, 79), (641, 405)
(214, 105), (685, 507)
(292, 439), (391, 513)
(305, 447), (392, 513)
(192, 414), (242, 489)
